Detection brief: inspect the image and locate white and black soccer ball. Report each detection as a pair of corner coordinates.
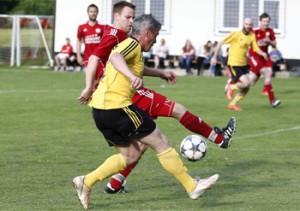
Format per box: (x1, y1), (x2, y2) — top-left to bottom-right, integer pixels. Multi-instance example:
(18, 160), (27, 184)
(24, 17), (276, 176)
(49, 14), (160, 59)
(180, 135), (207, 161)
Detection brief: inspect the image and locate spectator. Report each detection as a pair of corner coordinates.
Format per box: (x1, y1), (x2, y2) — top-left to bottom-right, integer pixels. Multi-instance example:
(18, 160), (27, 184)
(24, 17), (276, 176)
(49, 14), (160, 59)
(208, 41), (223, 76)
(269, 46), (284, 72)
(180, 39), (196, 75)
(143, 49), (153, 66)
(196, 40), (212, 75)
(54, 37), (74, 71)
(154, 38), (169, 69)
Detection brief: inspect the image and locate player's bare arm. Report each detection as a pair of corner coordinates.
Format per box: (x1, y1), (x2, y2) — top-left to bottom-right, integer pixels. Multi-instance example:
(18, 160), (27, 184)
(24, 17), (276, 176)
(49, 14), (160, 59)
(110, 52), (143, 90)
(257, 50), (268, 60)
(143, 66), (177, 84)
(77, 55), (99, 104)
(211, 40), (223, 65)
(265, 38), (277, 48)
(76, 38), (84, 66)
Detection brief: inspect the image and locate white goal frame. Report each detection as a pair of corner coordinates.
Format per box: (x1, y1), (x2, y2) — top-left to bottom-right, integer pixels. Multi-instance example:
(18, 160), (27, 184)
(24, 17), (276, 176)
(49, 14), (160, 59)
(0, 14), (53, 67)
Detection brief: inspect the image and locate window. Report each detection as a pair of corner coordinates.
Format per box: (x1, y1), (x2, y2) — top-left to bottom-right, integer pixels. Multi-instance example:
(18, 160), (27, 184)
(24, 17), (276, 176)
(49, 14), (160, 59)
(110, 0), (171, 33)
(215, 0), (285, 35)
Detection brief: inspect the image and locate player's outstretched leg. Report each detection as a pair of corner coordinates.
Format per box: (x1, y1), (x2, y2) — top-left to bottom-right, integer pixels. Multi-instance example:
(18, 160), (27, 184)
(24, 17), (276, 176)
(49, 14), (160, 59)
(213, 117), (236, 148)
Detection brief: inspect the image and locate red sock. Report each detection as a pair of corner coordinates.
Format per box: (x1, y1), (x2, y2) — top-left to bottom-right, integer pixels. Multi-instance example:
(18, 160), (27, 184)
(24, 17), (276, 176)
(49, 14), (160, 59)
(109, 161), (138, 190)
(265, 83), (275, 104)
(179, 111), (223, 143)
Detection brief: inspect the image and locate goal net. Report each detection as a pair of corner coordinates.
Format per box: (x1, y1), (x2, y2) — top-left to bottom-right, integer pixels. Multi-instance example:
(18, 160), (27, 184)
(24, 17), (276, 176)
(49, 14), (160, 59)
(0, 15), (54, 67)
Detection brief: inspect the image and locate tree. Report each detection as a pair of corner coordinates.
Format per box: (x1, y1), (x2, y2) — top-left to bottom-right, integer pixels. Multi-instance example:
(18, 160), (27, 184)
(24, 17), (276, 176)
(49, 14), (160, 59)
(2, 0), (55, 15)
(0, 0), (19, 14)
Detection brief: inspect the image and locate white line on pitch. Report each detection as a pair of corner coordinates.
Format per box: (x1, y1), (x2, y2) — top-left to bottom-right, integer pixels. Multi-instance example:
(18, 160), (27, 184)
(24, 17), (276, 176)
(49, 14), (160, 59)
(233, 125), (300, 141)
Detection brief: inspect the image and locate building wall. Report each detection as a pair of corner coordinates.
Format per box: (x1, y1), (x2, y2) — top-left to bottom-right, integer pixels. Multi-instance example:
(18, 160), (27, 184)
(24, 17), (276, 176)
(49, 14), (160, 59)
(55, 0), (300, 60)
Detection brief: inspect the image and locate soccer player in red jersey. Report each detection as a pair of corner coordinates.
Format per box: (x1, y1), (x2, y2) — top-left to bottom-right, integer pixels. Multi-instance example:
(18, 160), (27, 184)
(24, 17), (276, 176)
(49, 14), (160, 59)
(248, 12), (281, 107)
(76, 4), (105, 80)
(78, 1), (236, 194)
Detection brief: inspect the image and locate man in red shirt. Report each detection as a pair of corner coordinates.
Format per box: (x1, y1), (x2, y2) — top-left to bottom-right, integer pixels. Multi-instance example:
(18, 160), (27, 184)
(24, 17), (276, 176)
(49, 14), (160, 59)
(76, 4), (105, 76)
(248, 12), (281, 107)
(54, 37), (73, 71)
(77, 1), (236, 194)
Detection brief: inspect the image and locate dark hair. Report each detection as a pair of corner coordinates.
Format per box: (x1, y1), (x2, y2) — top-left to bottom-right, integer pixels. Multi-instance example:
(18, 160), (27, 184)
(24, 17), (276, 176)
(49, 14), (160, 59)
(113, 1), (136, 14)
(132, 14), (161, 35)
(259, 12), (271, 21)
(87, 4), (98, 13)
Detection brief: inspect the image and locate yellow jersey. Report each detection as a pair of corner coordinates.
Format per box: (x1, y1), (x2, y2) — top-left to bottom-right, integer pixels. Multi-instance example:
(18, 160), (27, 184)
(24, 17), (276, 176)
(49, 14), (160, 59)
(223, 30), (260, 66)
(89, 37), (144, 109)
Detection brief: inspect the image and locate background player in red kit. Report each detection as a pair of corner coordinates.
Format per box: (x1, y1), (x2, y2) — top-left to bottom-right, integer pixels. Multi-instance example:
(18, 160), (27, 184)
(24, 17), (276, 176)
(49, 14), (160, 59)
(248, 12), (281, 108)
(76, 4), (104, 79)
(78, 1), (236, 194)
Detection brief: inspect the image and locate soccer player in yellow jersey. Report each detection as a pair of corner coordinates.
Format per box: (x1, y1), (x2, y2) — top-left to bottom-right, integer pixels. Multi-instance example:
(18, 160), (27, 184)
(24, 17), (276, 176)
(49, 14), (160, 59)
(73, 14), (219, 209)
(211, 18), (267, 111)
(77, 1), (236, 195)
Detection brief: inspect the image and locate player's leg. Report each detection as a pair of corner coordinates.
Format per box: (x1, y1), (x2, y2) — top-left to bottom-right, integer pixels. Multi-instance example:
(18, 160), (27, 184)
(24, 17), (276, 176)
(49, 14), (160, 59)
(172, 103), (236, 148)
(248, 71), (259, 86)
(226, 66), (243, 103)
(139, 126), (219, 199)
(73, 140), (143, 209)
(104, 142), (148, 194)
(105, 90), (232, 194)
(105, 91), (156, 194)
(228, 68), (251, 111)
(261, 66), (281, 107)
(74, 106), (150, 208)
(226, 66), (249, 100)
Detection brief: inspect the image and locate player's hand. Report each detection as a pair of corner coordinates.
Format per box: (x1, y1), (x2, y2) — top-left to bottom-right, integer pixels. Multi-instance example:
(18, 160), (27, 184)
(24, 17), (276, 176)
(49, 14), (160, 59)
(162, 71), (177, 85)
(131, 77), (143, 90)
(77, 55), (85, 66)
(262, 52), (268, 60)
(77, 88), (93, 105)
(264, 37), (271, 45)
(211, 57), (217, 65)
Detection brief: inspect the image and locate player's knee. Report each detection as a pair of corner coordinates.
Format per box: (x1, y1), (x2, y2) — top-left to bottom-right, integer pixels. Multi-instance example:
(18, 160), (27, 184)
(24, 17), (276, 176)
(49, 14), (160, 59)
(172, 103), (187, 120)
(124, 151), (143, 165)
(153, 129), (170, 152)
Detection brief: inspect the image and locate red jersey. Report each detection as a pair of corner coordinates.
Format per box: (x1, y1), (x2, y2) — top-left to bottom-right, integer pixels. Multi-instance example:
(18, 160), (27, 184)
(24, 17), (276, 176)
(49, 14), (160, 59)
(61, 44), (73, 56)
(77, 22), (105, 62)
(92, 25), (128, 79)
(249, 27), (276, 56)
(90, 26), (175, 119)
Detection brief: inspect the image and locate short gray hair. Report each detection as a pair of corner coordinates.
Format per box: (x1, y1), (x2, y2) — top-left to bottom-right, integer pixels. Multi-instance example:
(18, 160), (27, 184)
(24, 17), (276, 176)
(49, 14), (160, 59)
(132, 14), (161, 35)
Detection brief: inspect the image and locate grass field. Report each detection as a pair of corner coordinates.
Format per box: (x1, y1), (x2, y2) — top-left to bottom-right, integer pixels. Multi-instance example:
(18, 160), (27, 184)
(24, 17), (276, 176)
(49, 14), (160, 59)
(0, 66), (299, 210)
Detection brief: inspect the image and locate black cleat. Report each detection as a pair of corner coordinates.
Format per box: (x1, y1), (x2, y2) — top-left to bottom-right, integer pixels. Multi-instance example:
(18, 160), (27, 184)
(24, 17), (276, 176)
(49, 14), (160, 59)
(214, 117), (236, 149)
(104, 184), (128, 194)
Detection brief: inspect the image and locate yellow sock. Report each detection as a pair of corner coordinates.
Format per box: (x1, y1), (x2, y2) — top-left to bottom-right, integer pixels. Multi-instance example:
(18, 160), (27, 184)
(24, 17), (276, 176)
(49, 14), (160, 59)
(157, 148), (196, 192)
(84, 153), (126, 189)
(229, 93), (244, 106)
(230, 84), (240, 90)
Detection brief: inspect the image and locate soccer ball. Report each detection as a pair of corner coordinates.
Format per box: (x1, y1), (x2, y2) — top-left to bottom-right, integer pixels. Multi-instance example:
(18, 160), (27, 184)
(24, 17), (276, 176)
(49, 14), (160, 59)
(180, 135), (207, 161)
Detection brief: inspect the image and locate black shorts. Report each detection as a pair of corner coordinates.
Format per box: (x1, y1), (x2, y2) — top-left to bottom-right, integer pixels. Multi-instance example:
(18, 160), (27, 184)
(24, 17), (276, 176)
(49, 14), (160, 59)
(228, 65), (249, 82)
(92, 104), (156, 147)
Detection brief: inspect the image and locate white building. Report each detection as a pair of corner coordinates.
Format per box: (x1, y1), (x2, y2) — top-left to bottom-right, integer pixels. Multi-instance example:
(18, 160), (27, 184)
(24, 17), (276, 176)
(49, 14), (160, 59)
(55, 0), (300, 64)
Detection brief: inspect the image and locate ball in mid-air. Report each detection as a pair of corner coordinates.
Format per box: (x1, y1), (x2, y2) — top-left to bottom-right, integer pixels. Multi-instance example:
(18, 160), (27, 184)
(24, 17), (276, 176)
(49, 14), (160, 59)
(180, 135), (207, 161)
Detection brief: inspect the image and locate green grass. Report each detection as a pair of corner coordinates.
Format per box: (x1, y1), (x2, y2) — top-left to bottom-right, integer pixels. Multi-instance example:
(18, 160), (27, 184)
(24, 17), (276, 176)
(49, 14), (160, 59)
(0, 66), (299, 210)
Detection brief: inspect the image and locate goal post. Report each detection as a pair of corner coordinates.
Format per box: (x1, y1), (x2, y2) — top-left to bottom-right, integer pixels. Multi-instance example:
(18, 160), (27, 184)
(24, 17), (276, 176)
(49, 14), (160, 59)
(0, 15), (54, 67)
